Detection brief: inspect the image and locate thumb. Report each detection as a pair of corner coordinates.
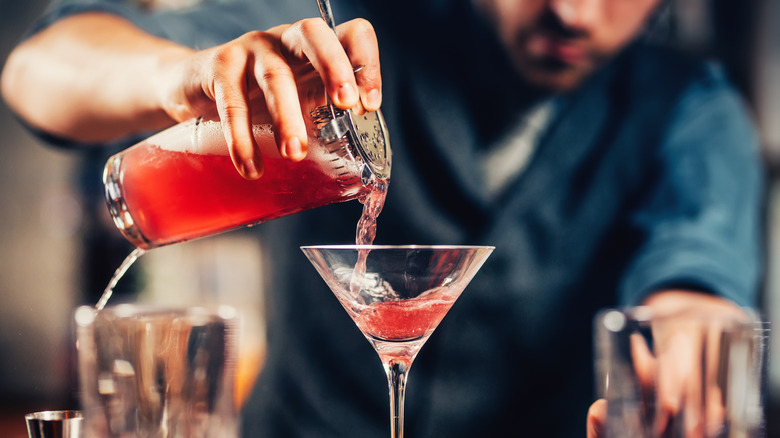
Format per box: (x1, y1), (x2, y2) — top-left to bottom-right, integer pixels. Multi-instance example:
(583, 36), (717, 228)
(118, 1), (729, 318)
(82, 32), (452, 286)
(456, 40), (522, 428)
(587, 399), (608, 438)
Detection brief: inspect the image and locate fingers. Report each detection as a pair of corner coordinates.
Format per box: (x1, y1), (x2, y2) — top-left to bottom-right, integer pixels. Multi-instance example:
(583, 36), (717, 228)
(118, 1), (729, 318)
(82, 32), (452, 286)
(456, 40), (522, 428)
(281, 18), (381, 111)
(641, 320), (729, 436)
(246, 32), (308, 162)
(208, 42), (265, 179)
(630, 332), (656, 393)
(655, 329), (700, 435)
(200, 17), (381, 179)
(638, 292), (749, 434)
(207, 29), (309, 178)
(281, 18), (357, 109)
(586, 399), (607, 438)
(338, 19), (382, 111)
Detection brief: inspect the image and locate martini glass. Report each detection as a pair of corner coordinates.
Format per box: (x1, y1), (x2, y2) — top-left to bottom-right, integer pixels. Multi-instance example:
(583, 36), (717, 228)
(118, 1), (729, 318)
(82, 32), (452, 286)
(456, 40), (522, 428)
(301, 245), (494, 438)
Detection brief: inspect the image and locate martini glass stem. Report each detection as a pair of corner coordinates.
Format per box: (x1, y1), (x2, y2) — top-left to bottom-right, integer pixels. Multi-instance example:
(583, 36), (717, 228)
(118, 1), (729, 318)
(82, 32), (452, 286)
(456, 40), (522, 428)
(385, 358), (411, 438)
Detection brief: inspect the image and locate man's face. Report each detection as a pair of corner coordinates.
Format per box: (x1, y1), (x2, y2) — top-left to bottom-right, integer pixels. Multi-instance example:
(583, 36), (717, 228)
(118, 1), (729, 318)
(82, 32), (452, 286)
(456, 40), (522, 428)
(480, 0), (663, 92)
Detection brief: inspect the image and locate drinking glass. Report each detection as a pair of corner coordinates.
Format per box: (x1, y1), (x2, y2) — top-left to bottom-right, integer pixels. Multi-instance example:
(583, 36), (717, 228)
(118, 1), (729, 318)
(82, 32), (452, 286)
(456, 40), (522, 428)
(26, 410), (83, 438)
(74, 304), (240, 438)
(103, 79), (390, 250)
(594, 306), (768, 437)
(302, 245), (494, 438)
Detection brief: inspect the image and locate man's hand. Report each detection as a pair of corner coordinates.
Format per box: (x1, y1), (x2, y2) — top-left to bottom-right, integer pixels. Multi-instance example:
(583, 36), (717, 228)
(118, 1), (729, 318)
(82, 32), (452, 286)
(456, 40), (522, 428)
(1, 12), (382, 180)
(587, 398), (607, 438)
(587, 290), (752, 438)
(162, 18), (382, 179)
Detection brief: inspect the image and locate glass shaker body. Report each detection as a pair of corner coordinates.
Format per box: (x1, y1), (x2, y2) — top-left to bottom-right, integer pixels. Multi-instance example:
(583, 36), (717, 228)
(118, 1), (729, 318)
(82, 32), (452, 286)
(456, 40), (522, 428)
(103, 86), (390, 250)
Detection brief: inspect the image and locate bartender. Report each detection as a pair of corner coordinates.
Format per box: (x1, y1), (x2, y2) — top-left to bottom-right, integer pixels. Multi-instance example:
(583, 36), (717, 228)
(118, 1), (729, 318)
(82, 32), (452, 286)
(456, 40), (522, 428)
(1, 0), (763, 436)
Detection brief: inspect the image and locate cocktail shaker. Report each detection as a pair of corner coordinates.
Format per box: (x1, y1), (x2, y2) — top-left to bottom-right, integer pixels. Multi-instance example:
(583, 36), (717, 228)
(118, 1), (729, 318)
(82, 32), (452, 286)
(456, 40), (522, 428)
(103, 79), (390, 250)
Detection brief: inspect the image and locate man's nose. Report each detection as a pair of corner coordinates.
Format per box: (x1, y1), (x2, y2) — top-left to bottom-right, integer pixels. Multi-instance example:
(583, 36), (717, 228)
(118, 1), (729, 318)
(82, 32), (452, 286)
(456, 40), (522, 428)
(548, 0), (601, 33)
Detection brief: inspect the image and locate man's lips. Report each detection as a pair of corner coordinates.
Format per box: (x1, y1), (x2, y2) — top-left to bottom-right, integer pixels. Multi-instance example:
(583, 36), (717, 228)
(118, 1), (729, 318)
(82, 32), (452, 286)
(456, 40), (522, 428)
(527, 32), (588, 66)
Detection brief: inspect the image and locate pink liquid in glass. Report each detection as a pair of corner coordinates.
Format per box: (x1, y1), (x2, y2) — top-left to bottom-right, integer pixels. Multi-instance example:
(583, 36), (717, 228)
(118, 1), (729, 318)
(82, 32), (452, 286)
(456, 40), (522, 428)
(121, 146), (358, 246)
(357, 290), (456, 341)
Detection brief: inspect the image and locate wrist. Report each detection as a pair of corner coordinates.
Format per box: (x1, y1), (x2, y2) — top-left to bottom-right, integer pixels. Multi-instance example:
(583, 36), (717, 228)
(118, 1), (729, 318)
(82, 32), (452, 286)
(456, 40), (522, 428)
(145, 45), (197, 128)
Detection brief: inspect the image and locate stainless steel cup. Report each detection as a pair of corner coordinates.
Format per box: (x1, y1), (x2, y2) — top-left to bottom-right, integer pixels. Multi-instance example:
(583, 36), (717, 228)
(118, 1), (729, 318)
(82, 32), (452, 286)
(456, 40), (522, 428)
(25, 410), (83, 438)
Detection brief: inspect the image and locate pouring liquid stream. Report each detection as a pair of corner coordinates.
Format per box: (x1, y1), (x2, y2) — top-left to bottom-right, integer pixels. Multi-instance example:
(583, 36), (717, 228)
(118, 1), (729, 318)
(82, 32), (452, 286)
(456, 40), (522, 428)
(350, 175), (388, 302)
(94, 176), (385, 311)
(94, 247), (145, 312)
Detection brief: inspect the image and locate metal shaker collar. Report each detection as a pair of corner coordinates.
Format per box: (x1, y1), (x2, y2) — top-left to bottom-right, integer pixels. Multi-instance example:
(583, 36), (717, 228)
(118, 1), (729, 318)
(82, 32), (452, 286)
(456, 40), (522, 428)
(317, 107), (391, 182)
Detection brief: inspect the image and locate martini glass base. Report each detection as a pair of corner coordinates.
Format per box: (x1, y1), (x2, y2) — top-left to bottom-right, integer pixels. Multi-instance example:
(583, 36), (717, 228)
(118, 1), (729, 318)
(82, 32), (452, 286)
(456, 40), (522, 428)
(385, 358), (410, 438)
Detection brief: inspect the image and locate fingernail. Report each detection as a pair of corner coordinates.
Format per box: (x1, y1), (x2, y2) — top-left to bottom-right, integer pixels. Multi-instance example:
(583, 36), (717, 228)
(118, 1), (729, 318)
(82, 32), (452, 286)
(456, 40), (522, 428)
(242, 159), (260, 179)
(365, 89), (381, 111)
(284, 136), (306, 161)
(337, 83), (358, 107)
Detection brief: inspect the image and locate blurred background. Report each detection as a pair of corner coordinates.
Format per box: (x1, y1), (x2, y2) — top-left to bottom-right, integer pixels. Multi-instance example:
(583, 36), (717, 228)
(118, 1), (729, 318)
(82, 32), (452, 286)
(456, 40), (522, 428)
(0, 2), (269, 435)
(1, 0), (779, 436)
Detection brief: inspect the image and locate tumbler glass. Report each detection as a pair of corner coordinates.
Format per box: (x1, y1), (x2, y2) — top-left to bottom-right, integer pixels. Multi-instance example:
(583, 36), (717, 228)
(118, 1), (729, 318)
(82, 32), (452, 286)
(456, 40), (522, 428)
(74, 304), (240, 438)
(594, 307), (768, 437)
(25, 410), (83, 438)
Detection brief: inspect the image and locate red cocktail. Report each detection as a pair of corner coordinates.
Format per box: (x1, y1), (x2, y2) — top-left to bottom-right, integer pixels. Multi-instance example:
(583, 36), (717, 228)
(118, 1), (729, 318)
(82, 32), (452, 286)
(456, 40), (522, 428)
(105, 114), (388, 249)
(301, 245), (494, 438)
(358, 290), (455, 341)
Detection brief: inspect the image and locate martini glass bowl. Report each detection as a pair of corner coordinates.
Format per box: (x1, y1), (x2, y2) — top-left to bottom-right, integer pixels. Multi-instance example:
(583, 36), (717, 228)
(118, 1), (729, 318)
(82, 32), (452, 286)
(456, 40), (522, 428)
(301, 245), (494, 438)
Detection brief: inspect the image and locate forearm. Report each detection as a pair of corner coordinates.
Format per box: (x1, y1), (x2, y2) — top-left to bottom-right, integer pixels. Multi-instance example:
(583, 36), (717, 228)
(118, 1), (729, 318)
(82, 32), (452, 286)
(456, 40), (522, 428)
(1, 12), (192, 143)
(3, 9), (383, 179)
